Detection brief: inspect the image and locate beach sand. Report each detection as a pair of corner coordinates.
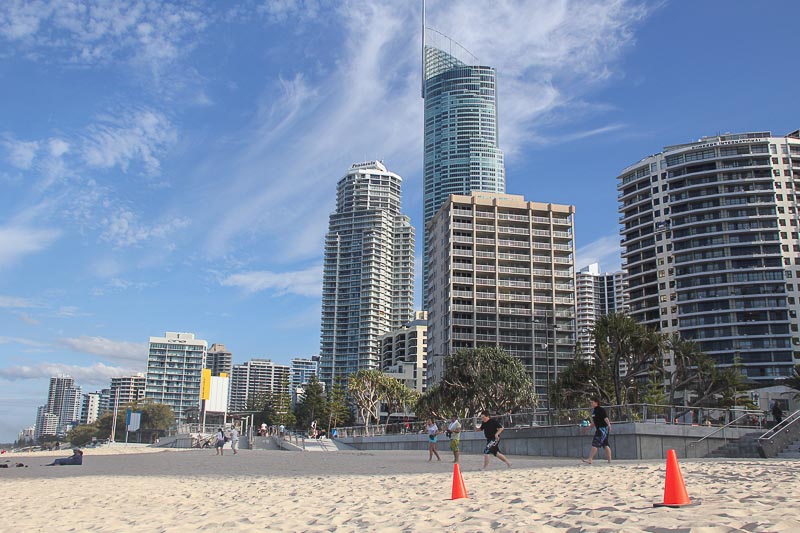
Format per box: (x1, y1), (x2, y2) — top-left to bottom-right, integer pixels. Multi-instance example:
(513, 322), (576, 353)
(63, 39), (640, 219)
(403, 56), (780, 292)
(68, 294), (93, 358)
(1, 447), (799, 532)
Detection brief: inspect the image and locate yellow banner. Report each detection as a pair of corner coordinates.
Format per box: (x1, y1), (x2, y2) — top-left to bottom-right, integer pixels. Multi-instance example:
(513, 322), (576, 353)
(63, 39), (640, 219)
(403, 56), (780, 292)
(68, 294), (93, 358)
(200, 368), (211, 400)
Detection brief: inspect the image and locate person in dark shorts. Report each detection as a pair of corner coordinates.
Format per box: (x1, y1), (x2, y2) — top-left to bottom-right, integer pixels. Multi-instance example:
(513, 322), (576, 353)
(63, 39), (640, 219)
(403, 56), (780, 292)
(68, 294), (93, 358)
(478, 411), (511, 469)
(582, 397), (612, 464)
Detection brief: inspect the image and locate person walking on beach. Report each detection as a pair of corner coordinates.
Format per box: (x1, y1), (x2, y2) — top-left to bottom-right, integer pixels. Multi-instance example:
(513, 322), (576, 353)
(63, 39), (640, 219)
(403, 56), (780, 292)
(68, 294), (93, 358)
(426, 418), (441, 461)
(230, 425), (240, 455)
(478, 411), (511, 469)
(447, 415), (462, 464)
(215, 427), (226, 456)
(583, 397), (612, 464)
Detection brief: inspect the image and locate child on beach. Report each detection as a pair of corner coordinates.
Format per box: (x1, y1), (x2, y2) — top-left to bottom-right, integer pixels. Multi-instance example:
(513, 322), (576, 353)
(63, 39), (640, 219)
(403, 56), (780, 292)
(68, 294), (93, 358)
(426, 419), (441, 462)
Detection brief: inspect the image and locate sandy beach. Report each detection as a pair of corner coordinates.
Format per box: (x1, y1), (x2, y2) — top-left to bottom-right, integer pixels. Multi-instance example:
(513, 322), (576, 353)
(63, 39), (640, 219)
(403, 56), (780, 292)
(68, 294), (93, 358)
(1, 447), (799, 532)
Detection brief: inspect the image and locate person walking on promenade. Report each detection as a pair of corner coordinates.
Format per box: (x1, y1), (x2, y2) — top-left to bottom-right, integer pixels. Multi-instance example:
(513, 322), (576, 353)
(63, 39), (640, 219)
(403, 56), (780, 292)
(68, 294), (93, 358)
(215, 427), (226, 456)
(425, 418), (441, 462)
(447, 414), (462, 464)
(478, 411), (511, 469)
(772, 402), (784, 425)
(230, 425), (240, 455)
(582, 397), (612, 464)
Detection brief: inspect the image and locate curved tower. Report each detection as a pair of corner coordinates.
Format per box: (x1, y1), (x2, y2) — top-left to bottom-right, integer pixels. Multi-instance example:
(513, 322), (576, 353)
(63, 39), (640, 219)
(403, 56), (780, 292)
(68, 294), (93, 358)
(618, 130), (800, 384)
(422, 26), (506, 307)
(319, 161), (415, 388)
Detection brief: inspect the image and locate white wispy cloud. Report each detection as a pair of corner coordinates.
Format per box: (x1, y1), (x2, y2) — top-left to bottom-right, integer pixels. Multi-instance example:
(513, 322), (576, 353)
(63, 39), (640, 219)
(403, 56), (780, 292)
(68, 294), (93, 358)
(57, 335), (148, 365)
(0, 1), (209, 76)
(576, 233), (623, 271)
(0, 362), (141, 386)
(221, 265), (323, 298)
(198, 0), (650, 263)
(0, 295), (39, 308)
(82, 109), (177, 176)
(427, 0), (650, 152)
(0, 225), (61, 267)
(2, 137), (39, 169)
(0, 336), (51, 349)
(99, 209), (190, 248)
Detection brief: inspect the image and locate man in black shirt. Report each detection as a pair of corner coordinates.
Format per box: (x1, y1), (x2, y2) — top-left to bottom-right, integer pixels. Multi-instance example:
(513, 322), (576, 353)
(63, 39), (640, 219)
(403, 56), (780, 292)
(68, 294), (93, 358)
(582, 397), (612, 464)
(478, 411), (511, 469)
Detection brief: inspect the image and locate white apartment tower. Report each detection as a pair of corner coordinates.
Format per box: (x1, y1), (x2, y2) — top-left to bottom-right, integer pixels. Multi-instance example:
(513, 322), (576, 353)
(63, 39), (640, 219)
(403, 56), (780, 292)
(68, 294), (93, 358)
(290, 357), (319, 391)
(110, 373), (146, 409)
(319, 161), (415, 388)
(381, 311), (429, 393)
(144, 332), (207, 423)
(576, 263), (628, 357)
(426, 192), (577, 405)
(80, 392), (101, 425)
(228, 359), (291, 412)
(618, 130), (800, 382)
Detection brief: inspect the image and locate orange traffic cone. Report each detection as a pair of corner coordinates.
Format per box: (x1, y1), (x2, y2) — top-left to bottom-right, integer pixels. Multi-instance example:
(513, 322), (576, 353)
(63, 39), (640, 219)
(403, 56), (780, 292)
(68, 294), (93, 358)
(654, 449), (693, 507)
(451, 463), (468, 500)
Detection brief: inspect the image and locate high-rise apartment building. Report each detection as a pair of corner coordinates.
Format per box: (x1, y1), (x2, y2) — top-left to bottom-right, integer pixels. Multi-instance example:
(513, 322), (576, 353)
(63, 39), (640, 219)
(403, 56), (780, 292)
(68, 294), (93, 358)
(618, 130), (800, 382)
(38, 376), (81, 435)
(319, 161), (415, 388)
(109, 373), (146, 409)
(34, 406), (58, 441)
(206, 343), (233, 376)
(144, 332), (207, 423)
(381, 311), (429, 393)
(228, 359), (291, 412)
(421, 25), (506, 304)
(80, 392), (101, 425)
(576, 263), (628, 357)
(426, 192), (576, 404)
(290, 357), (319, 391)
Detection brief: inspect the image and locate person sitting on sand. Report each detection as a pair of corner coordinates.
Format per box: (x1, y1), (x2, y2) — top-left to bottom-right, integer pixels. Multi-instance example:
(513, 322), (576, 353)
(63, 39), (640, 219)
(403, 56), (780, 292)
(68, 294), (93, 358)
(46, 448), (83, 466)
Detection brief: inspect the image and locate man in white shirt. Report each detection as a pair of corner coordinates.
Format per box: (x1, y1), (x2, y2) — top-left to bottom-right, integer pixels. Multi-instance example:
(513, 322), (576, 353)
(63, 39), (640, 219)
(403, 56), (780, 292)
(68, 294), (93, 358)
(230, 425), (240, 455)
(447, 415), (462, 464)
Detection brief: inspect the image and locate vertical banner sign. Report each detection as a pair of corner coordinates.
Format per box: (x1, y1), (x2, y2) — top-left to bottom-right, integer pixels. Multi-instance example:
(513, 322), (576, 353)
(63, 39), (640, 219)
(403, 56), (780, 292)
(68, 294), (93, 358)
(126, 410), (141, 432)
(200, 368), (212, 401)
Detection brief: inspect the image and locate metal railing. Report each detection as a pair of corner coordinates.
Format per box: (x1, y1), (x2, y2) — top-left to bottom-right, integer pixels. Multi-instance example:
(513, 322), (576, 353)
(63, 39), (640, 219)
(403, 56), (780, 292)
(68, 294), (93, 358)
(757, 409), (800, 457)
(331, 404), (765, 438)
(688, 411), (766, 450)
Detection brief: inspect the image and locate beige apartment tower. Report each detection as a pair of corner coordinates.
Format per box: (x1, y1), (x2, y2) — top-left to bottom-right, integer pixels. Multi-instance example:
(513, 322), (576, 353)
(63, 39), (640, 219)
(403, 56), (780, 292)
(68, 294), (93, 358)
(426, 192), (577, 405)
(381, 311), (428, 393)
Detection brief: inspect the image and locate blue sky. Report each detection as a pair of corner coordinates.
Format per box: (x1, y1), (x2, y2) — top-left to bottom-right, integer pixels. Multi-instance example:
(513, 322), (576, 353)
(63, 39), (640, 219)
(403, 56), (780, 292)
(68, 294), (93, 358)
(1, 0), (799, 442)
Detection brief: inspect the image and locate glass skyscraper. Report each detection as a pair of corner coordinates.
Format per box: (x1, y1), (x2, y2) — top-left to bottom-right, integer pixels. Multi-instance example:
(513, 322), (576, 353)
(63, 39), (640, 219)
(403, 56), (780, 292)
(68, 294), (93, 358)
(422, 26), (506, 305)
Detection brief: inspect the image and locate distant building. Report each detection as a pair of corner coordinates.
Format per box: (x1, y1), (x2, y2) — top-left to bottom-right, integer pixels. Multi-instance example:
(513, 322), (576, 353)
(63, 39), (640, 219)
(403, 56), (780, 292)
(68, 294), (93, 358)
(290, 357), (319, 391)
(145, 332), (207, 423)
(228, 359), (291, 413)
(110, 373), (146, 410)
(319, 161), (415, 388)
(576, 263), (628, 357)
(17, 426), (35, 444)
(426, 192), (577, 406)
(381, 311), (428, 393)
(618, 130), (800, 382)
(206, 343), (233, 376)
(35, 376), (81, 436)
(80, 392), (101, 425)
(98, 388), (111, 415)
(34, 406), (58, 441)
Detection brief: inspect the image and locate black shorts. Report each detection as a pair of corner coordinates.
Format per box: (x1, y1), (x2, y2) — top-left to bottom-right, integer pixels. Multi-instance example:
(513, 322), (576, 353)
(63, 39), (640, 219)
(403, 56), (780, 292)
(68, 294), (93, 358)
(483, 440), (500, 456)
(592, 427), (609, 448)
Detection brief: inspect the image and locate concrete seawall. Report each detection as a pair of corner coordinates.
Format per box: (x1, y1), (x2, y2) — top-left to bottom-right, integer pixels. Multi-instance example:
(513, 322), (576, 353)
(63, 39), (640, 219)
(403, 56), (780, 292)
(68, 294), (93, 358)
(337, 423), (757, 460)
